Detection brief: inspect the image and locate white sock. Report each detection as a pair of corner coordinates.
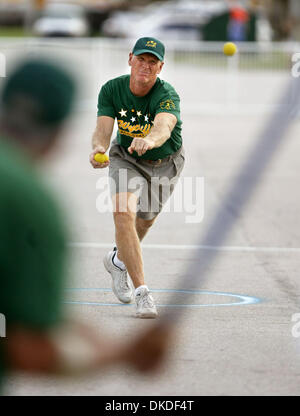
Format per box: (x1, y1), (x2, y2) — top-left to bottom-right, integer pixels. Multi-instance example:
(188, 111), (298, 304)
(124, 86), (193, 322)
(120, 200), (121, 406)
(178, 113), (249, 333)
(135, 285), (148, 296)
(112, 250), (126, 270)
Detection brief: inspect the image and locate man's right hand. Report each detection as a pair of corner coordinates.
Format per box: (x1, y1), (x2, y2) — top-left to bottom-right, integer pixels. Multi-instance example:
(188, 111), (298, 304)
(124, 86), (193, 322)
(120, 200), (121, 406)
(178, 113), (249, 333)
(89, 146), (110, 169)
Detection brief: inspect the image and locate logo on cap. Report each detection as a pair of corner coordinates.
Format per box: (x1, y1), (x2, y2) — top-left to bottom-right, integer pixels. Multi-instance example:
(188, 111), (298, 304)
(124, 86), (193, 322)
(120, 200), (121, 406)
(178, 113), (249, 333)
(146, 40), (157, 48)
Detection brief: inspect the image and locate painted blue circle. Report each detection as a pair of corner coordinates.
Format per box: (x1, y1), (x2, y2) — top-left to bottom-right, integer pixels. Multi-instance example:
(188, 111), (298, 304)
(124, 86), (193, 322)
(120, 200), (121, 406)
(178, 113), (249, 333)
(64, 288), (262, 308)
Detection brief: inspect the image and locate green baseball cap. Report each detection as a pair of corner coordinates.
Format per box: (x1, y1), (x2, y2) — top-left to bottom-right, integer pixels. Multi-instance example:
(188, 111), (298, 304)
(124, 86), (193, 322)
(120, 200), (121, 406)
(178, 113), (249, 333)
(132, 37), (165, 61)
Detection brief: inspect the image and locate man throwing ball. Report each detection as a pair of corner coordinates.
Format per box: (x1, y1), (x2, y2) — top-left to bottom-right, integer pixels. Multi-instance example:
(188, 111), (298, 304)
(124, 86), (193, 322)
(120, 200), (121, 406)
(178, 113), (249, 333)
(90, 37), (185, 318)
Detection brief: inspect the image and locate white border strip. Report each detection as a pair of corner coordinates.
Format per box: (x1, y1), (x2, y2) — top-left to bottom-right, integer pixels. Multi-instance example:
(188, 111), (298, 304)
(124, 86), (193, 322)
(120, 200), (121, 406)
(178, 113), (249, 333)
(69, 242), (300, 253)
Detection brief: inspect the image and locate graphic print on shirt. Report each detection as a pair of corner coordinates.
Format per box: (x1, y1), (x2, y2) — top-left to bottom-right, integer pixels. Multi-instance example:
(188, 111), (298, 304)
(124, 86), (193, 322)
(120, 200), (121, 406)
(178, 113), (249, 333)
(117, 108), (154, 139)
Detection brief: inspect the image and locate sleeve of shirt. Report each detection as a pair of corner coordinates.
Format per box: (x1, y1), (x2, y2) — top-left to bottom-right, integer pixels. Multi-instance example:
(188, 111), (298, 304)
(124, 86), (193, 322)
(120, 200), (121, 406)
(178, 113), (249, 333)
(154, 87), (181, 122)
(97, 81), (116, 118)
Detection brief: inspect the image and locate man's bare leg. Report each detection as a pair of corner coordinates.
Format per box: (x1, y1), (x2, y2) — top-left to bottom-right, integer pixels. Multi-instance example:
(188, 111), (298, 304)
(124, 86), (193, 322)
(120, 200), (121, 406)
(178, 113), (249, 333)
(113, 192), (144, 289)
(112, 192), (158, 317)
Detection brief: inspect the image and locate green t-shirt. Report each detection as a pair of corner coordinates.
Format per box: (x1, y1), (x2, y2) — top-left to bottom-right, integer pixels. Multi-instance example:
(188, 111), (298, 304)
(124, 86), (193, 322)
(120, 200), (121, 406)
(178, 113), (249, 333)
(0, 139), (67, 391)
(97, 75), (182, 160)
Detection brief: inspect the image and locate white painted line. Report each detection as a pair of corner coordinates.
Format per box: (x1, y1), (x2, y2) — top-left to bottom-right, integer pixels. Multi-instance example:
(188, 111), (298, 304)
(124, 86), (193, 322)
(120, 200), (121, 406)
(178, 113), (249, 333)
(68, 242), (300, 253)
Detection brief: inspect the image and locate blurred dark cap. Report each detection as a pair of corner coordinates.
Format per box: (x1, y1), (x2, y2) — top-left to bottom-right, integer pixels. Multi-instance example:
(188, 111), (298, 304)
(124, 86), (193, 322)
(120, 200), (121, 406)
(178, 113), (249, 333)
(1, 59), (76, 127)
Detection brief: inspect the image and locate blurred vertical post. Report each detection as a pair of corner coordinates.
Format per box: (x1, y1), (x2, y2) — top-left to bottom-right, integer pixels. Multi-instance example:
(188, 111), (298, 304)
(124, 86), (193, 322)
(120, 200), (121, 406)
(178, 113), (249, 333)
(0, 314), (6, 338)
(0, 53), (6, 78)
(24, 0), (46, 35)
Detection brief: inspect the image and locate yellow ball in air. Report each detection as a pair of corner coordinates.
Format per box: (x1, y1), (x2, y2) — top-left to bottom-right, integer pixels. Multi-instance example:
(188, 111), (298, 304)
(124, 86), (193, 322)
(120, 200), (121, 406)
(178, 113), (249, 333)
(223, 42), (237, 57)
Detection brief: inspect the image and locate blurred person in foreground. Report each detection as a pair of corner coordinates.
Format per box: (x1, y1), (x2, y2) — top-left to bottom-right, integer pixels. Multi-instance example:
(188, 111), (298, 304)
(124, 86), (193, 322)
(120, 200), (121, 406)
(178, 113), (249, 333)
(90, 37), (184, 319)
(0, 58), (172, 394)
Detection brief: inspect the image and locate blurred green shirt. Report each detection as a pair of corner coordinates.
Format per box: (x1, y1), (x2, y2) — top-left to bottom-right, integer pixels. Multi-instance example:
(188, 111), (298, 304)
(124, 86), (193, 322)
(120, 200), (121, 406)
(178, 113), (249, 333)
(0, 138), (67, 393)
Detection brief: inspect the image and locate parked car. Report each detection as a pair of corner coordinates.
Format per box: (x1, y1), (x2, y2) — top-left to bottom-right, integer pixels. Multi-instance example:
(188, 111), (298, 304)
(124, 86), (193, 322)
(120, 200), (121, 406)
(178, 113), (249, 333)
(32, 3), (90, 37)
(101, 0), (227, 40)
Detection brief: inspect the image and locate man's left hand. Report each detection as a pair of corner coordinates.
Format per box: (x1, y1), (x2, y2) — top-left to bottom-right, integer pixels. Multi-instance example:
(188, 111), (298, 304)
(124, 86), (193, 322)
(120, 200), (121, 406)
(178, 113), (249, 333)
(128, 138), (155, 156)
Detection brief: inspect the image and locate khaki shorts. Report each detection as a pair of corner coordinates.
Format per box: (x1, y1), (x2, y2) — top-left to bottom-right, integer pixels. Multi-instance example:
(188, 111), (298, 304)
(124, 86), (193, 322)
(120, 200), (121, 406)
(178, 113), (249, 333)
(108, 139), (185, 220)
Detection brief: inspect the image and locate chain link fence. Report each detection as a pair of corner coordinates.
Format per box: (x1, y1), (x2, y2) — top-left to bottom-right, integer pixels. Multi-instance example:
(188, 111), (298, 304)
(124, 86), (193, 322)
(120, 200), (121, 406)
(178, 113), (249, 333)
(0, 38), (299, 114)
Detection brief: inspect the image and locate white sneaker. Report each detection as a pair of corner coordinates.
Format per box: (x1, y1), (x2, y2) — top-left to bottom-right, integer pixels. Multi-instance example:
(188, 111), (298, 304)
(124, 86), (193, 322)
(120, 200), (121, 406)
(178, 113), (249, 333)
(103, 248), (133, 304)
(135, 287), (158, 319)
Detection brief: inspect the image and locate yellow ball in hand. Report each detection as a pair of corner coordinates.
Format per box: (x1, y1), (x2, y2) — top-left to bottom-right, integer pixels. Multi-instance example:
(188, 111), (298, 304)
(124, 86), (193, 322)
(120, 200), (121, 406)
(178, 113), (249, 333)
(94, 153), (109, 163)
(223, 42), (237, 57)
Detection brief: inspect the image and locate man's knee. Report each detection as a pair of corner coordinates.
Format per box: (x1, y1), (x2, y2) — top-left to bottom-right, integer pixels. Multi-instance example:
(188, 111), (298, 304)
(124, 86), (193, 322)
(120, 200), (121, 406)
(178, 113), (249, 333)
(114, 211), (136, 230)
